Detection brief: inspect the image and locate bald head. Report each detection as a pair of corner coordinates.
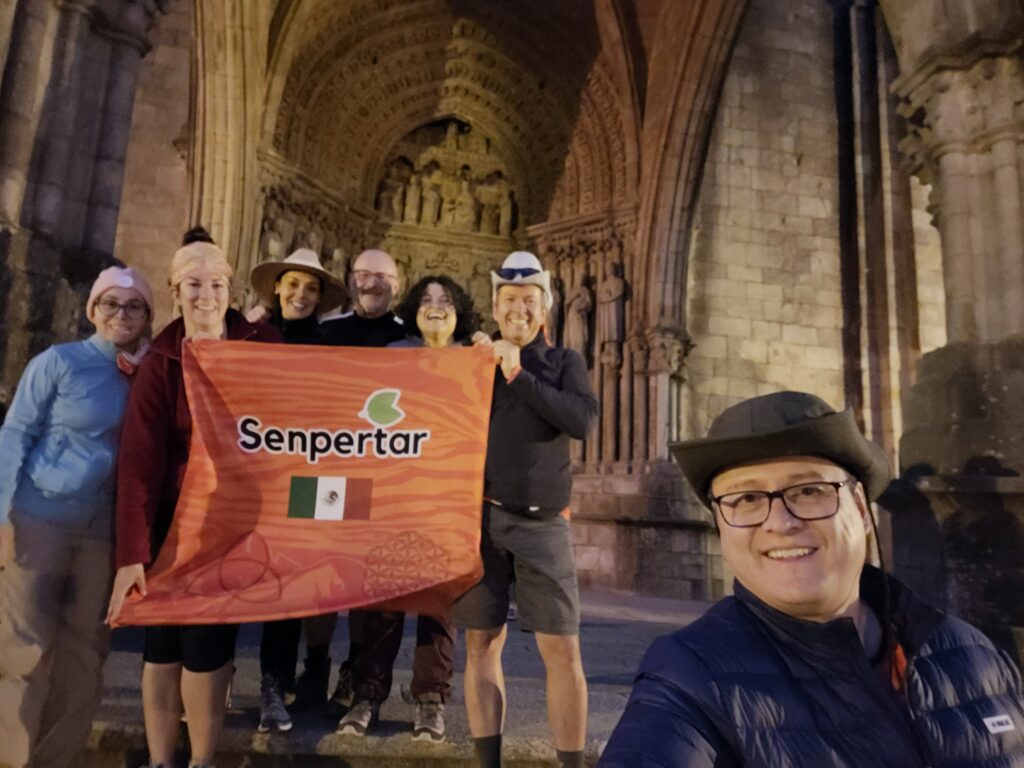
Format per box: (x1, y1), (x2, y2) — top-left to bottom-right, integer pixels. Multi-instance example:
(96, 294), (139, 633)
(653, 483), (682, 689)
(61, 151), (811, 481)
(349, 249), (400, 318)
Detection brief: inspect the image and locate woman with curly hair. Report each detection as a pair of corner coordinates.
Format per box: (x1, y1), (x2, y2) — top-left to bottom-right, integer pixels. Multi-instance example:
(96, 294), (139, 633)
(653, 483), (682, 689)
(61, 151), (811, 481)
(332, 275), (479, 743)
(391, 274), (481, 349)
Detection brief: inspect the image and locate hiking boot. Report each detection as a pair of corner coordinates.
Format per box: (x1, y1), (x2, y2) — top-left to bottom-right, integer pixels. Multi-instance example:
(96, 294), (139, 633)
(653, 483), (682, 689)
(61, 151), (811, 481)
(291, 656), (330, 712)
(412, 693), (446, 742)
(326, 661), (355, 717)
(258, 673), (293, 733)
(336, 699), (378, 736)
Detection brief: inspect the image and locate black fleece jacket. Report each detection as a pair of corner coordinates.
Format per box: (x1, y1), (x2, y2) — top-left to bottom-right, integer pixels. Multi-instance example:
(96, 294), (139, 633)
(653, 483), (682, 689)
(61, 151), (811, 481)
(484, 332), (598, 515)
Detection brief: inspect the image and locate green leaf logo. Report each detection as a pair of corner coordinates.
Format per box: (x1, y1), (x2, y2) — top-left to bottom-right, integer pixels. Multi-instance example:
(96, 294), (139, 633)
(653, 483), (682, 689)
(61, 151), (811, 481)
(359, 389), (405, 428)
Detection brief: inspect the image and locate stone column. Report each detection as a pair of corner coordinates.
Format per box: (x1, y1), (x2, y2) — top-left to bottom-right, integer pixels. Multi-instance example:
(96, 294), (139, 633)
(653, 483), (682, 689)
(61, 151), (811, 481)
(0, 0), (165, 402)
(880, 0), (1024, 661)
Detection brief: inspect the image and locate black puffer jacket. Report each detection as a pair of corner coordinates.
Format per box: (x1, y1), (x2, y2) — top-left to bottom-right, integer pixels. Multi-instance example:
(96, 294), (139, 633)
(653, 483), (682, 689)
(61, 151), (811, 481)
(600, 567), (1024, 767)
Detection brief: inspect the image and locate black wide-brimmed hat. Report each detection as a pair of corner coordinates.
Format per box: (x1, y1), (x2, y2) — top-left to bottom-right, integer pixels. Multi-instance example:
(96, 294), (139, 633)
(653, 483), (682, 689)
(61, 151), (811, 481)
(670, 391), (891, 506)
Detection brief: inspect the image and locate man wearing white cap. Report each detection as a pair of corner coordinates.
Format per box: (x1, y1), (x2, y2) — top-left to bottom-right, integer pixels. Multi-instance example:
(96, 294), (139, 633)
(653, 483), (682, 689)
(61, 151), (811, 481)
(455, 251), (598, 768)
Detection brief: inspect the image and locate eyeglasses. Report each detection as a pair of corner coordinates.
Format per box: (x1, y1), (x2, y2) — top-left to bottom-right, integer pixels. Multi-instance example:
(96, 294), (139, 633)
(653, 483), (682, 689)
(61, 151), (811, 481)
(710, 479), (853, 528)
(94, 298), (148, 320)
(496, 267), (539, 279)
(351, 269), (398, 284)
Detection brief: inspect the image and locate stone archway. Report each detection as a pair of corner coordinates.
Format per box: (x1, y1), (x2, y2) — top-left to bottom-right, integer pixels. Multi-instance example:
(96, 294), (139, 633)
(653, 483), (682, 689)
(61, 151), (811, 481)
(177, 0), (749, 597)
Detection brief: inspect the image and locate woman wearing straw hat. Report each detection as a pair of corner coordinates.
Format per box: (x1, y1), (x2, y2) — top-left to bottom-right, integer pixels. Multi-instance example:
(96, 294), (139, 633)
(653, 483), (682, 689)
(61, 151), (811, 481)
(247, 248), (347, 733)
(107, 242), (282, 768)
(0, 265), (154, 768)
(249, 248), (348, 345)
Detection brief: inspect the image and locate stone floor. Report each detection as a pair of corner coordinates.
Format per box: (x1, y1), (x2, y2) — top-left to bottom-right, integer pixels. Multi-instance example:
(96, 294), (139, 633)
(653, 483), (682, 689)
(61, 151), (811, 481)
(81, 590), (710, 767)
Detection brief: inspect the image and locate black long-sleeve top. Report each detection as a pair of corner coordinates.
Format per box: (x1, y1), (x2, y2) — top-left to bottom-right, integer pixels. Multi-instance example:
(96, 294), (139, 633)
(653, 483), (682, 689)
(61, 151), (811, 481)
(484, 333), (598, 515)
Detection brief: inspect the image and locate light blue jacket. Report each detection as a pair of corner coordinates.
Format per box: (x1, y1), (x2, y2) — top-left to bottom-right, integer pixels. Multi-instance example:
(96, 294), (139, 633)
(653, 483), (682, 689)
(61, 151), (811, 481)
(0, 334), (131, 538)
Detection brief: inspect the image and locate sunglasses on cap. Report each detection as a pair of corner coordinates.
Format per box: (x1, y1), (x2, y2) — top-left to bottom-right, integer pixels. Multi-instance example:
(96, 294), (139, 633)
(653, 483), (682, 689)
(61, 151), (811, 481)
(496, 267), (540, 279)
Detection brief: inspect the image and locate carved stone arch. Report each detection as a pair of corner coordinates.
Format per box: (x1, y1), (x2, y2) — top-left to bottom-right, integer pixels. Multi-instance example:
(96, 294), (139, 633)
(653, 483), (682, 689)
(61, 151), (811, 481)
(192, 0), (274, 278)
(631, 0), (747, 334)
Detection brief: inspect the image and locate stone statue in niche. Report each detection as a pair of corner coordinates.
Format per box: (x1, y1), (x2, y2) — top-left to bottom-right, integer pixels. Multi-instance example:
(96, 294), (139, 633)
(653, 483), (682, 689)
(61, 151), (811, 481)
(564, 260), (593, 362)
(376, 162), (407, 222)
(391, 182), (406, 222)
(404, 174), (422, 224)
(546, 255), (564, 346)
(422, 178), (441, 226)
(454, 179), (477, 231)
(480, 202), (499, 234)
(498, 190), (513, 236)
(445, 121), (458, 150)
(441, 177), (458, 228)
(258, 196), (287, 264)
(598, 254), (626, 366)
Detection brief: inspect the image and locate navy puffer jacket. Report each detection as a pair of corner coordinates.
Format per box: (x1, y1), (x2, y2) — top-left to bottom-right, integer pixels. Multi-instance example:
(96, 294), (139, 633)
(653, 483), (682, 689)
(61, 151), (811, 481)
(600, 567), (1024, 767)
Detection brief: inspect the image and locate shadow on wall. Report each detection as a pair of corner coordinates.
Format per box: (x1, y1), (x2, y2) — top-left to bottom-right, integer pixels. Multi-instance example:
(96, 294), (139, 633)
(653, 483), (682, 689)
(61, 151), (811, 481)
(884, 457), (1024, 666)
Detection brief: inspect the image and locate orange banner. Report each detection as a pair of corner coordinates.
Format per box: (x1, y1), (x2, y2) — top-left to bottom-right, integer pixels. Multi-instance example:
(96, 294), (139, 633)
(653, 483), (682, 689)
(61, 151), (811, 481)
(116, 340), (494, 626)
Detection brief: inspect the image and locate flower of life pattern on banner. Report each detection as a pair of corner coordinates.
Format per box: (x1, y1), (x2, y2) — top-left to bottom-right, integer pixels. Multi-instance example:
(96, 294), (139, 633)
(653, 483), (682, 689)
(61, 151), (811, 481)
(114, 340), (494, 626)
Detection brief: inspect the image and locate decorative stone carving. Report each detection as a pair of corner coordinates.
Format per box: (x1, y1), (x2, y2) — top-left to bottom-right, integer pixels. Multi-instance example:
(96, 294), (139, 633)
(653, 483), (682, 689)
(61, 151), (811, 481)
(404, 174), (422, 224)
(598, 248), (626, 366)
(454, 179), (477, 231)
(371, 120), (518, 237)
(564, 261), (593, 363)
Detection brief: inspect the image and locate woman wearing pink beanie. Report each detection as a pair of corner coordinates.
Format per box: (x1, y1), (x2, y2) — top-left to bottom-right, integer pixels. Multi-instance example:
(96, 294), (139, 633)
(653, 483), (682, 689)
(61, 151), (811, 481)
(0, 264), (154, 768)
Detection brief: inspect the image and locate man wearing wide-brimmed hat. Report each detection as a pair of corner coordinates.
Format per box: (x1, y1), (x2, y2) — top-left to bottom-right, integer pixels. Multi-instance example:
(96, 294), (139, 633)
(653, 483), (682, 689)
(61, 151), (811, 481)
(454, 251), (598, 768)
(601, 391), (1024, 767)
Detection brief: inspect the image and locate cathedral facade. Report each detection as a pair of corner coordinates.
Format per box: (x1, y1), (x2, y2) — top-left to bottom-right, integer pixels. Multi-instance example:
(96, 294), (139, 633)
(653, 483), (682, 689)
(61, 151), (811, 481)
(2, 0), (1024, 656)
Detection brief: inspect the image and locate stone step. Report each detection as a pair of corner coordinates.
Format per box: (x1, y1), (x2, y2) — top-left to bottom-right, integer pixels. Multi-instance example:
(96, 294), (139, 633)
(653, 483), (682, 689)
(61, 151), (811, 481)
(76, 591), (707, 768)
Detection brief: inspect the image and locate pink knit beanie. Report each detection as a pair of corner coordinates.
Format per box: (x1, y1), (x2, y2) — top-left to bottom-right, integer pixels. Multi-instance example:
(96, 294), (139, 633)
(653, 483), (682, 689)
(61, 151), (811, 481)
(86, 266), (155, 322)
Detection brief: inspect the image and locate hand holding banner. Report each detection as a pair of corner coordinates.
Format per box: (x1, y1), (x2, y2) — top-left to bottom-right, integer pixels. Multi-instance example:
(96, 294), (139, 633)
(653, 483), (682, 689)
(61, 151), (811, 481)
(114, 340), (494, 626)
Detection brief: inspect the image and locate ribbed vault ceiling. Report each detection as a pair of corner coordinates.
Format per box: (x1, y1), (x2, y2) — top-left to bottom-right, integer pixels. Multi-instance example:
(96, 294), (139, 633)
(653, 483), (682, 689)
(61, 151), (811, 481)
(269, 0), (635, 223)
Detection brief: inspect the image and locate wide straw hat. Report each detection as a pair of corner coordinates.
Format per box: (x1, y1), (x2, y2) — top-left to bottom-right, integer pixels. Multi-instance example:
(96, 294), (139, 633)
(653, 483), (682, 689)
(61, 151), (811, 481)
(250, 248), (348, 312)
(670, 391), (891, 506)
(490, 251), (553, 309)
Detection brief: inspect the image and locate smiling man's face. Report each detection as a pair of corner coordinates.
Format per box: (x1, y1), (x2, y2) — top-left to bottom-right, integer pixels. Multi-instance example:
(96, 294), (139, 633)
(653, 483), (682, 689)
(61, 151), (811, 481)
(710, 456), (869, 623)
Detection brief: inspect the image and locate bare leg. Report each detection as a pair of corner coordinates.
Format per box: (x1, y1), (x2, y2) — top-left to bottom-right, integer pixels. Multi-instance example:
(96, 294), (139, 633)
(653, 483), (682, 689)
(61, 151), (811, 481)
(534, 633), (587, 751)
(463, 626), (507, 737)
(141, 662), (182, 765)
(180, 663), (232, 764)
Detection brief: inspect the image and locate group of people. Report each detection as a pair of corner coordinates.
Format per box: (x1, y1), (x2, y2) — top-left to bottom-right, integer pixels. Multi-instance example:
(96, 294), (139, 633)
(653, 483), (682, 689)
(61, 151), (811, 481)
(3, 225), (1024, 768)
(0, 231), (596, 768)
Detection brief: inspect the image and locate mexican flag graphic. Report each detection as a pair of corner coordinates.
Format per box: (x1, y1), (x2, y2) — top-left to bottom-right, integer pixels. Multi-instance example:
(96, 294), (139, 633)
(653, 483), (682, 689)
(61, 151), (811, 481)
(288, 476), (373, 521)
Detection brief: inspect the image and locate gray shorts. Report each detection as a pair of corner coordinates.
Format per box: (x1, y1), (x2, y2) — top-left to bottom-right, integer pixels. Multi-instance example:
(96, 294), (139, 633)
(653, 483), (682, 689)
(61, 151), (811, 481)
(452, 502), (580, 635)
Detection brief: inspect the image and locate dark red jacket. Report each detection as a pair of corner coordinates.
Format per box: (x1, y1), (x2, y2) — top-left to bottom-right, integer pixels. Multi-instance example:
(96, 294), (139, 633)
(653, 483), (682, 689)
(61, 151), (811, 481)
(115, 310), (282, 568)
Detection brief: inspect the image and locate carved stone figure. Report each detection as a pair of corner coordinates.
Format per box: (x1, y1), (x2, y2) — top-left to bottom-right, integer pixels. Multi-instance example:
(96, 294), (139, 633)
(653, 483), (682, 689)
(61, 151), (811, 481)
(598, 257), (626, 351)
(258, 197), (287, 264)
(498, 190), (513, 236)
(404, 174), (422, 224)
(454, 179), (477, 231)
(480, 202), (498, 234)
(564, 264), (593, 360)
(422, 182), (441, 226)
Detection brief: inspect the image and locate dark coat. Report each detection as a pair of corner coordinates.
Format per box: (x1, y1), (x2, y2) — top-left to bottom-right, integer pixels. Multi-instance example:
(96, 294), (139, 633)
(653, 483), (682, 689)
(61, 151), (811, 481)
(115, 310), (282, 567)
(484, 332), (597, 514)
(600, 566), (1024, 767)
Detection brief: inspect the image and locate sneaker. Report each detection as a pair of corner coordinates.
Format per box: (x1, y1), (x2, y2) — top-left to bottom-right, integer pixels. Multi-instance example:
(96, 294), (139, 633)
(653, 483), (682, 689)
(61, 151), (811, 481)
(258, 674), (293, 733)
(336, 699), (378, 736)
(292, 656), (330, 712)
(412, 693), (445, 742)
(326, 661), (355, 717)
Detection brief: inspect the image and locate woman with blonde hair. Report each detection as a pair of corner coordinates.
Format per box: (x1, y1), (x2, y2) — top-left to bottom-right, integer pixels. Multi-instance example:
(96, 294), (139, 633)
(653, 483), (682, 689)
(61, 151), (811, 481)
(0, 265), (154, 768)
(107, 241), (281, 768)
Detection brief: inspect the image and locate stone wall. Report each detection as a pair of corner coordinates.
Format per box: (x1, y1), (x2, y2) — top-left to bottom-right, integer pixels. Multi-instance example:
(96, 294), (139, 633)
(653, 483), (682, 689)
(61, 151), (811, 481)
(685, 0), (845, 441)
(113, 1), (195, 326)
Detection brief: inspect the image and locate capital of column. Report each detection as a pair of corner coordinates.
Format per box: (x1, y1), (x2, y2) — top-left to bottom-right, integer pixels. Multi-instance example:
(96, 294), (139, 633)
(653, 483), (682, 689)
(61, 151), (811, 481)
(896, 52), (1024, 181)
(643, 327), (692, 377)
(59, 0), (169, 55)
